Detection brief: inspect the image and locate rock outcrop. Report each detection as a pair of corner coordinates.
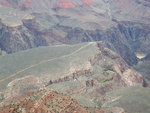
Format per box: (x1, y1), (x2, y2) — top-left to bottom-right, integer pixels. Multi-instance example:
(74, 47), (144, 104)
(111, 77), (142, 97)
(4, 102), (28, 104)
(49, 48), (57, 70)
(0, 89), (125, 113)
(0, 0), (149, 66)
(0, 41), (147, 111)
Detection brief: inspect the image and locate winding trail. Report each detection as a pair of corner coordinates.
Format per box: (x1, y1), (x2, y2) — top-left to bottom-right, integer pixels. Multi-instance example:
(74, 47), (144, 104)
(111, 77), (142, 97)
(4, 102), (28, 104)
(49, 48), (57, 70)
(0, 42), (94, 83)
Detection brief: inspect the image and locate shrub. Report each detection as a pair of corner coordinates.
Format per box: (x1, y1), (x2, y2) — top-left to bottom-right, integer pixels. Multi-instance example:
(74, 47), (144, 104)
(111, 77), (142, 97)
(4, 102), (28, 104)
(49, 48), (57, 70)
(99, 77), (113, 83)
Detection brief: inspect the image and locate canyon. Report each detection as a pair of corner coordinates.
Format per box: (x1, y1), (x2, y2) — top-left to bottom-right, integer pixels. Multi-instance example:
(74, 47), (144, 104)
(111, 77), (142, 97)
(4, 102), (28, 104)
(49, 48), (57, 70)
(0, 0), (150, 112)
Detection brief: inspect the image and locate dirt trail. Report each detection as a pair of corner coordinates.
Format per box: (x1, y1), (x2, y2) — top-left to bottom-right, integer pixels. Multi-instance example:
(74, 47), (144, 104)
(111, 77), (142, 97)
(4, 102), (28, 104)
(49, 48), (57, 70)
(0, 42), (94, 83)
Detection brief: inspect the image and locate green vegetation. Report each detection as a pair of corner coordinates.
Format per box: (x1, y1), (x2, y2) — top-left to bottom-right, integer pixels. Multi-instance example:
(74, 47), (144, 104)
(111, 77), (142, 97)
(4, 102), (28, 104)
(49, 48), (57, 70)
(102, 68), (115, 76)
(102, 71), (109, 76)
(12, 105), (20, 113)
(0, 97), (4, 102)
(0, 42), (94, 91)
(0, 50), (2, 55)
(84, 106), (93, 110)
(134, 61), (150, 82)
(103, 86), (150, 113)
(93, 98), (102, 108)
(99, 77), (113, 83)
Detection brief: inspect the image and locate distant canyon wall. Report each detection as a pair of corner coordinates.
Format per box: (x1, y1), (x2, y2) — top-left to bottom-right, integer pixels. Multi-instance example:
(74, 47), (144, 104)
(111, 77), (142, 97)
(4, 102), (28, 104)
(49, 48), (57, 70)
(0, 17), (150, 66)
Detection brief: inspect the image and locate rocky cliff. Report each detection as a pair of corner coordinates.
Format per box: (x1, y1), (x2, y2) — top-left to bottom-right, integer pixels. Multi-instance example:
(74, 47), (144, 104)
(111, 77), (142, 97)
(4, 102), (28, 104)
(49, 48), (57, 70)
(0, 89), (125, 113)
(0, 0), (149, 65)
(0, 7), (49, 53)
(0, 42), (146, 111)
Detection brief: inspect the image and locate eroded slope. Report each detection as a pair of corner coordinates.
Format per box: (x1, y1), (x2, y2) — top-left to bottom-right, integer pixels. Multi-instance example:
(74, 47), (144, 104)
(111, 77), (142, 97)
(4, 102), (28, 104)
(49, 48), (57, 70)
(0, 42), (147, 112)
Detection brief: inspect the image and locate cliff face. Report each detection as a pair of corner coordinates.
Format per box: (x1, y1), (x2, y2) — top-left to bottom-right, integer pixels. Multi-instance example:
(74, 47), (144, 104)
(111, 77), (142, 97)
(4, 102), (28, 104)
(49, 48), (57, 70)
(0, 22), (33, 53)
(117, 22), (150, 53)
(0, 6), (69, 54)
(0, 42), (145, 109)
(1, 18), (149, 65)
(62, 25), (139, 65)
(0, 0), (149, 65)
(0, 7), (49, 53)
